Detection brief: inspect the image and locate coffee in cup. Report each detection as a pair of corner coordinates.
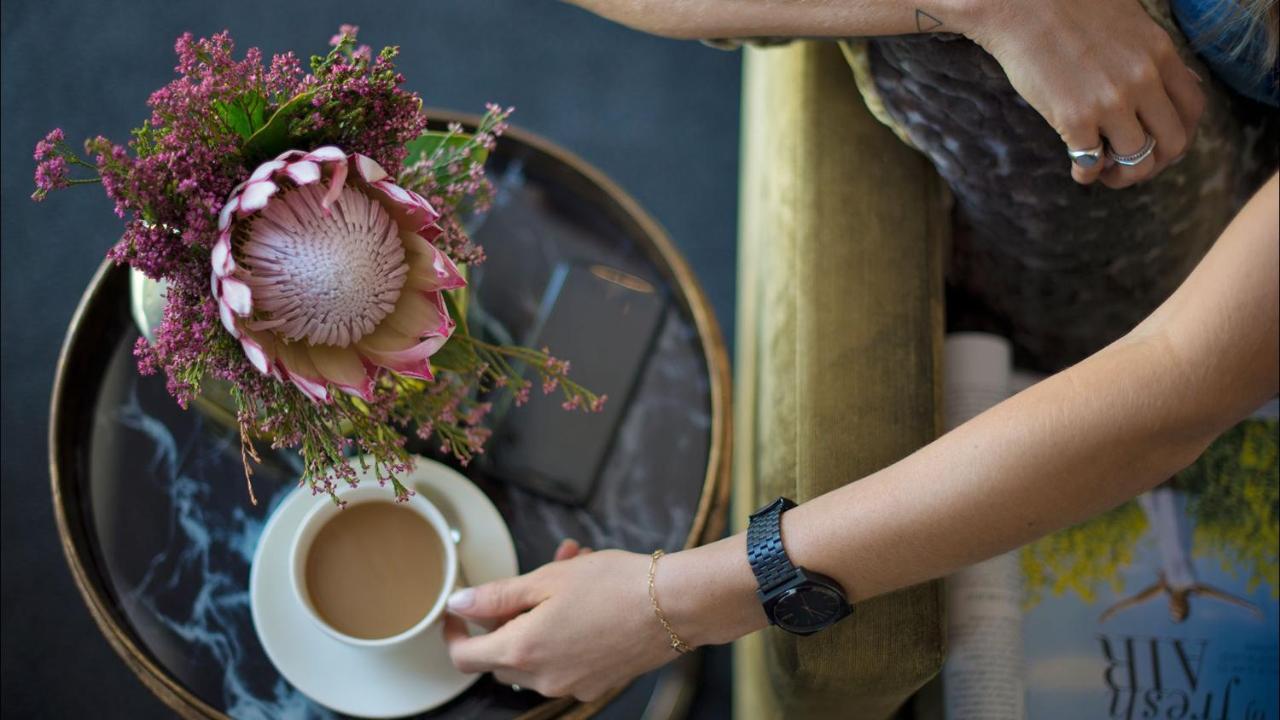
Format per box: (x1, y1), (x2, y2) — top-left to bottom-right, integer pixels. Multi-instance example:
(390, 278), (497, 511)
(290, 486), (459, 648)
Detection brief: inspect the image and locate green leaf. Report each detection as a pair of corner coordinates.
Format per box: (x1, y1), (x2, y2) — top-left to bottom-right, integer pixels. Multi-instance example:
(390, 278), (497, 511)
(403, 131), (488, 169)
(213, 93), (267, 140)
(242, 90), (317, 164)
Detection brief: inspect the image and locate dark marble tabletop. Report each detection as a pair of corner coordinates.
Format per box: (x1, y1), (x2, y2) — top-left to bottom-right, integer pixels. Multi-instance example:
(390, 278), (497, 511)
(71, 146), (719, 719)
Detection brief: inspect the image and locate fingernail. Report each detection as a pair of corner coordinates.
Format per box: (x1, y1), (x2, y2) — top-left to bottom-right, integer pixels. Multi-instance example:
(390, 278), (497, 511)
(448, 588), (475, 611)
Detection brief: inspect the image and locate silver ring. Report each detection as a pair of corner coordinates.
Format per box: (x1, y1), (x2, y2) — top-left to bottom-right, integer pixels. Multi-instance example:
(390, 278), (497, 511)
(1067, 142), (1104, 168)
(511, 684), (523, 692)
(1106, 134), (1156, 166)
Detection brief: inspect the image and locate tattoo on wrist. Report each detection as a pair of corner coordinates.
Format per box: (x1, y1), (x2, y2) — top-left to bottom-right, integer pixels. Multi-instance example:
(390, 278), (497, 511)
(915, 8), (944, 32)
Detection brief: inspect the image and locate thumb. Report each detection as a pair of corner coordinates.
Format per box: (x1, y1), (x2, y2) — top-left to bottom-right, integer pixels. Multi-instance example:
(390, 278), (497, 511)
(447, 574), (544, 620)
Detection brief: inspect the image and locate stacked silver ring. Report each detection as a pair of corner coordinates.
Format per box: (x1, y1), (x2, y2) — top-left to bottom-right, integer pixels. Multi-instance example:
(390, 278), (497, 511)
(1067, 142), (1105, 168)
(1106, 134), (1157, 166)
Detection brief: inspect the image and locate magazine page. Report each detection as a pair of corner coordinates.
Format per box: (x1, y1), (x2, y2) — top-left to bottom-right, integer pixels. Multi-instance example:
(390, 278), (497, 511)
(941, 333), (1027, 720)
(1021, 400), (1279, 720)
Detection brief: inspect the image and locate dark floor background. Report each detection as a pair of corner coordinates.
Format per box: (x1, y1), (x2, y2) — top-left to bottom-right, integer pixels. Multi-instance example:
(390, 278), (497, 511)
(0, 1), (741, 717)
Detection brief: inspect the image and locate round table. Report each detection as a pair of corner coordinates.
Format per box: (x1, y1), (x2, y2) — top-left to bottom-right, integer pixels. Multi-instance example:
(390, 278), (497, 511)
(49, 116), (731, 720)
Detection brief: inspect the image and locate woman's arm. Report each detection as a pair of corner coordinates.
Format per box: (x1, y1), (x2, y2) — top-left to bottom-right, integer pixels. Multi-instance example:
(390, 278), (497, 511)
(737, 171), (1279, 610)
(564, 0), (1206, 189)
(568, 0), (950, 38)
(445, 173), (1278, 700)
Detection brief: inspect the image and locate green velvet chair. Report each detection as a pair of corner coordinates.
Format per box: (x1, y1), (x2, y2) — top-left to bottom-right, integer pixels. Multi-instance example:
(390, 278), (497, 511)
(732, 41), (949, 719)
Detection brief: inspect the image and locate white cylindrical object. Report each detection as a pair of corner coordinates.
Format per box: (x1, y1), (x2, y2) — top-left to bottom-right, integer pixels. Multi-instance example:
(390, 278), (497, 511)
(942, 333), (1026, 720)
(943, 332), (1012, 431)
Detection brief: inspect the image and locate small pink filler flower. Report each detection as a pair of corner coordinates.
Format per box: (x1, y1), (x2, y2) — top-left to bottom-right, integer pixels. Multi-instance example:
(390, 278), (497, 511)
(212, 146), (465, 403)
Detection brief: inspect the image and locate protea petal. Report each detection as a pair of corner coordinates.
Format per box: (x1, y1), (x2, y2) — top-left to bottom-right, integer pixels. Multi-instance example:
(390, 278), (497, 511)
(309, 345), (375, 400)
(354, 290), (453, 381)
(304, 146), (347, 163)
(419, 222), (444, 244)
(401, 232), (465, 290)
(354, 154), (389, 183)
(400, 229), (434, 257)
(381, 289), (432, 337)
(321, 158), (348, 211)
(425, 292), (455, 338)
(357, 325), (417, 351)
(211, 233), (235, 278)
(284, 160), (321, 186)
(238, 180), (278, 213)
(355, 336), (439, 380)
(249, 160), (287, 183)
(219, 277), (253, 316)
(433, 250), (465, 290)
(366, 180), (440, 234)
(275, 341), (331, 403)
(406, 255), (444, 292)
(239, 329), (277, 377)
(217, 197), (240, 232)
(218, 298), (241, 339)
(412, 243), (466, 292)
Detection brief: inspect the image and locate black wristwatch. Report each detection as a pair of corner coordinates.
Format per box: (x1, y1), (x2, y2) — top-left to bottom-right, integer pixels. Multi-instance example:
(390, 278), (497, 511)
(747, 497), (852, 635)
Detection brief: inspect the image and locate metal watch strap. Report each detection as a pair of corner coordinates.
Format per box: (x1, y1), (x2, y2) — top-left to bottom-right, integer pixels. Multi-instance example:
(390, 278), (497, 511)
(747, 497), (798, 594)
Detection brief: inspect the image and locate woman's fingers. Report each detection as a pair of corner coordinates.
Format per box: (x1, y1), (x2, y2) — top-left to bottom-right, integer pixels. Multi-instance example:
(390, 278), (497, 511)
(1163, 63), (1206, 159)
(1097, 33), (1198, 189)
(1139, 87), (1188, 172)
(493, 669), (539, 692)
(442, 613), (471, 647)
(974, 0), (1206, 189)
(443, 614), (507, 673)
(554, 538), (594, 561)
(1100, 106), (1155, 189)
(445, 619), (513, 674)
(553, 538), (580, 561)
(443, 549), (683, 702)
(447, 573), (545, 621)
(1061, 121), (1106, 186)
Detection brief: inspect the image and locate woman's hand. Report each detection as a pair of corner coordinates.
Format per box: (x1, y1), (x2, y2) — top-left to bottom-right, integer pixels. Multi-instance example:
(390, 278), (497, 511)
(443, 537), (764, 700)
(563, 0), (1205, 188)
(965, 0), (1205, 188)
(443, 548), (673, 701)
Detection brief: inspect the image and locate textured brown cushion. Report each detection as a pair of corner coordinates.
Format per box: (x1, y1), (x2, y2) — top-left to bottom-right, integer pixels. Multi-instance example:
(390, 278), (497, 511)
(853, 0), (1278, 369)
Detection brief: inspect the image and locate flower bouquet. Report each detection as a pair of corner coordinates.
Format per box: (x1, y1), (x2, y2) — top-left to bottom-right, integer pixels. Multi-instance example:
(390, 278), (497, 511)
(34, 27), (602, 503)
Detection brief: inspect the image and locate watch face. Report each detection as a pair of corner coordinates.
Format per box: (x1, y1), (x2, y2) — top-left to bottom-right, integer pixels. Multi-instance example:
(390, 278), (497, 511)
(773, 584), (847, 634)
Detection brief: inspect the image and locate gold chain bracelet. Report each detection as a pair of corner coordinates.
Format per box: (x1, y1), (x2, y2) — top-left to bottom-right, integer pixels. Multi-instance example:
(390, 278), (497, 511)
(648, 550), (693, 654)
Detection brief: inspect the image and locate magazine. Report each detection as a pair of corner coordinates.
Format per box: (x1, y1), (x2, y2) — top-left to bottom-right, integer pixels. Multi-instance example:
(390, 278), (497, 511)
(938, 333), (1279, 720)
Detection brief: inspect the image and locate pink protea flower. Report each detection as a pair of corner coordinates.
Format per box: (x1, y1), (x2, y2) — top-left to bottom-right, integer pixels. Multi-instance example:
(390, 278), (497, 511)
(212, 146), (465, 404)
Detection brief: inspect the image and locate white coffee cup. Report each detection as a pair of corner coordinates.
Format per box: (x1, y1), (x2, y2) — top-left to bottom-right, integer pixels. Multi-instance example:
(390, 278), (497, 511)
(289, 485), (459, 649)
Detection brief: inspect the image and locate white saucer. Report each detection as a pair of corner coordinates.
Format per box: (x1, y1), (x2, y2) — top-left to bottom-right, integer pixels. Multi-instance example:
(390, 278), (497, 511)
(250, 457), (518, 718)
